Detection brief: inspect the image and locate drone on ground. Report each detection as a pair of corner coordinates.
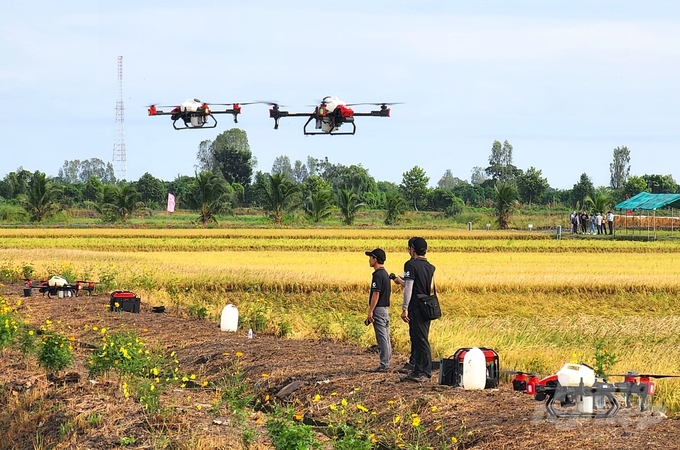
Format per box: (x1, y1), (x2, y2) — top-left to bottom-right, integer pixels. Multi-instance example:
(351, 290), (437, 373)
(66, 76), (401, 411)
(147, 99), (256, 130)
(509, 364), (680, 419)
(267, 96), (399, 135)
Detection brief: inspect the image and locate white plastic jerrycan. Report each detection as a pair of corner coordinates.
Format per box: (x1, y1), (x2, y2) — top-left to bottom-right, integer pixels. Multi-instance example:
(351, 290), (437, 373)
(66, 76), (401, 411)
(556, 363), (595, 387)
(220, 304), (239, 332)
(462, 347), (487, 390)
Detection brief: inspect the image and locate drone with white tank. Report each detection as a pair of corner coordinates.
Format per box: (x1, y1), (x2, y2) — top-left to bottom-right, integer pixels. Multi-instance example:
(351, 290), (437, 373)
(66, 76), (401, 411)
(267, 96), (400, 135)
(147, 99), (258, 130)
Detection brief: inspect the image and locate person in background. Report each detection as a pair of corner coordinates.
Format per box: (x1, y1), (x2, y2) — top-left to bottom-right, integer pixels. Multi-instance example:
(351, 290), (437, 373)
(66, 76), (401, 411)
(364, 248), (392, 372)
(400, 237), (436, 383)
(596, 212), (604, 235)
(607, 211), (614, 235)
(589, 212), (596, 235)
(580, 211), (588, 234)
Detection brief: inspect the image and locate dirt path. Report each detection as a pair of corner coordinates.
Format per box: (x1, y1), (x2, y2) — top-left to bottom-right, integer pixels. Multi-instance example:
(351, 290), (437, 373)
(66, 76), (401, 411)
(2, 284), (678, 449)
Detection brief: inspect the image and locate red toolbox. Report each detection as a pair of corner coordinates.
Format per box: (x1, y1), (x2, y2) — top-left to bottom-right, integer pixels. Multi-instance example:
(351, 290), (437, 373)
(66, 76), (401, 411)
(439, 347), (500, 388)
(110, 290), (140, 313)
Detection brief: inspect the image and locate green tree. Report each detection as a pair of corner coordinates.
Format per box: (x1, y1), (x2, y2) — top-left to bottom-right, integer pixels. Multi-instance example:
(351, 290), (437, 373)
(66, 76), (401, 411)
(437, 169), (463, 190)
(199, 129), (254, 187)
(571, 173), (595, 209)
(106, 184), (145, 222)
(494, 182), (519, 229)
(293, 160), (309, 184)
(400, 166), (430, 211)
(470, 166), (487, 186)
(271, 155), (295, 182)
(516, 166), (549, 205)
(642, 174), (677, 194)
(135, 172), (167, 207)
(184, 171), (235, 224)
(622, 175), (647, 198)
(20, 171), (62, 222)
(384, 191), (407, 225)
(305, 189), (334, 223)
(609, 146), (631, 190)
(585, 192), (614, 215)
(337, 189), (365, 225)
(0, 168), (32, 200)
(486, 140), (517, 183)
(165, 175), (195, 209)
(259, 173), (301, 224)
(85, 183), (119, 222)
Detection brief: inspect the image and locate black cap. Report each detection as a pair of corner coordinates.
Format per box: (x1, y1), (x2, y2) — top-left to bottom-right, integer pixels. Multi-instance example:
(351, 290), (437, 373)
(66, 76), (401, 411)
(365, 248), (386, 264)
(409, 237), (427, 255)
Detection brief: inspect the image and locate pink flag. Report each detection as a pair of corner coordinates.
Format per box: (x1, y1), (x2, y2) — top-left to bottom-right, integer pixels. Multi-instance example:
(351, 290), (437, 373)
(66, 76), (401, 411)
(167, 193), (176, 213)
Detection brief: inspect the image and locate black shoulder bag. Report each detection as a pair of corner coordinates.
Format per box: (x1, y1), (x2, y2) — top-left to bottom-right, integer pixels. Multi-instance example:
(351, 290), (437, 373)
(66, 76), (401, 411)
(417, 279), (442, 320)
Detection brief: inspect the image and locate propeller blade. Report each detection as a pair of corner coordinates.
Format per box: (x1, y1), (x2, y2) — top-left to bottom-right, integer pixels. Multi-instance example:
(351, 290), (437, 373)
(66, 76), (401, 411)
(608, 371), (680, 379)
(345, 102), (405, 106)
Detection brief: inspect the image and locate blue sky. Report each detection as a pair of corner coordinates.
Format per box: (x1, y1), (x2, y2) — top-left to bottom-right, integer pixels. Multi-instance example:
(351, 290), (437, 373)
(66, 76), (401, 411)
(1, 1), (679, 189)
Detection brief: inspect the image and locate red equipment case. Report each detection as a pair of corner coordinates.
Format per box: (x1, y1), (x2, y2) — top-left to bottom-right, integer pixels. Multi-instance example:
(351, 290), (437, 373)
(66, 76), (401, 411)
(110, 290), (140, 313)
(439, 347), (500, 388)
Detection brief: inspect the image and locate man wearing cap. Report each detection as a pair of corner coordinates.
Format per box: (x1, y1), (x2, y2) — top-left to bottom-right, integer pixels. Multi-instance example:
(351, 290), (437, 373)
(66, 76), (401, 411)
(400, 237), (435, 382)
(365, 248), (392, 372)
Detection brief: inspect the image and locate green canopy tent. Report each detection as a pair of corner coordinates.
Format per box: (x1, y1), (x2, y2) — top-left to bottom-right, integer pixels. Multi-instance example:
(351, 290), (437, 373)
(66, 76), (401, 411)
(614, 192), (680, 239)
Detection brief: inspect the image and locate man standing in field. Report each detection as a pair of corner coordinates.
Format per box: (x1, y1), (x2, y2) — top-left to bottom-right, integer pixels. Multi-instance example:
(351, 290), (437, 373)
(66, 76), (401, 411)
(365, 248), (392, 372)
(400, 237), (436, 383)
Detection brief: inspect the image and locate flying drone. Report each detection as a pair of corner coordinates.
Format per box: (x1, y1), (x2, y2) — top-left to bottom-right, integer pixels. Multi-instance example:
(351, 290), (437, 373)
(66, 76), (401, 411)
(267, 96), (399, 135)
(147, 99), (256, 130)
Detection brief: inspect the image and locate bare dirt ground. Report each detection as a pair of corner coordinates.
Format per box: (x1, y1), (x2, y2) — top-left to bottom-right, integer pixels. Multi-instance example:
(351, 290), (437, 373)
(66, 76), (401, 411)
(1, 284), (678, 450)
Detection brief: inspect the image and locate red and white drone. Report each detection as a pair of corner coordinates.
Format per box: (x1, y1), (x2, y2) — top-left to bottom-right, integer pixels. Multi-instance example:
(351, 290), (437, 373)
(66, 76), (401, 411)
(147, 99), (257, 130)
(267, 96), (400, 135)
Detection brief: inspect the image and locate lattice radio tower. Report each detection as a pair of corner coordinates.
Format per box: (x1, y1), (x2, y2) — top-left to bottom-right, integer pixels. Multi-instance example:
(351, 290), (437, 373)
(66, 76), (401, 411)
(112, 56), (127, 180)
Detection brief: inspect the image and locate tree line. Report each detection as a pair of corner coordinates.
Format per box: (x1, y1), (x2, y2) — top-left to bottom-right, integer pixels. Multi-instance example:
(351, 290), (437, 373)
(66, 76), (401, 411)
(0, 130), (677, 227)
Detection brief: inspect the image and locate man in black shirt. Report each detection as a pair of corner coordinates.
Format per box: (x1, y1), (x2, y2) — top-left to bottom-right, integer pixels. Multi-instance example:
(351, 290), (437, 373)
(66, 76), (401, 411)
(365, 248), (392, 372)
(400, 237), (435, 382)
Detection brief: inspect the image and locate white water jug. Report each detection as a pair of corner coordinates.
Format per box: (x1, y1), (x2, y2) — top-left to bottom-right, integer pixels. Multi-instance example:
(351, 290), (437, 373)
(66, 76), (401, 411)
(556, 363), (595, 387)
(462, 347), (487, 390)
(220, 304), (239, 332)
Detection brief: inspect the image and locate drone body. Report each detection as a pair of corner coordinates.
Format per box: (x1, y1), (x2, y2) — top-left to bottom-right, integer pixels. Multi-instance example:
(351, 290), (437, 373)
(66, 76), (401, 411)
(148, 99), (245, 130)
(268, 96), (397, 135)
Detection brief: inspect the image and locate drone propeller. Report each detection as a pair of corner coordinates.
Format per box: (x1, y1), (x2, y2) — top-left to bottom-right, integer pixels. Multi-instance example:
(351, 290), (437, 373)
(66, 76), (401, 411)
(503, 370), (540, 377)
(608, 371), (680, 379)
(345, 102), (405, 107)
(207, 101), (263, 106)
(146, 104), (175, 108)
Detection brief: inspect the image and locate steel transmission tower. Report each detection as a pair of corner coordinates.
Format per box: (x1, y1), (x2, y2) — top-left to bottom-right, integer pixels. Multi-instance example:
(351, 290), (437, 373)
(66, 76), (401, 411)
(112, 56), (127, 180)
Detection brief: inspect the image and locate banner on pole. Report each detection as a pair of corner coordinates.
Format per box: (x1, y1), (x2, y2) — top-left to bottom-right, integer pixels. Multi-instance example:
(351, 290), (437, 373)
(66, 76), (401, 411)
(167, 193), (176, 213)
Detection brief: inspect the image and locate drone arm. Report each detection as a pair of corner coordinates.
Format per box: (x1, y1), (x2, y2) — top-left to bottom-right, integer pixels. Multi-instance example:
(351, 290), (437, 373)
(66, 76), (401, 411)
(353, 108), (390, 118)
(268, 108), (313, 130)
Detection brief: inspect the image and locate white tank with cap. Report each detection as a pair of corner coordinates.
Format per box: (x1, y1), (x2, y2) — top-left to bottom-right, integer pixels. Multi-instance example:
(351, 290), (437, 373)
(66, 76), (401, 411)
(220, 304), (239, 332)
(462, 347), (487, 390)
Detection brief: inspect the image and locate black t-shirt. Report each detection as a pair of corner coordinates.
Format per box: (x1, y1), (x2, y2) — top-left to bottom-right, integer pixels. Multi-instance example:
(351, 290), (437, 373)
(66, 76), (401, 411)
(369, 267), (391, 307)
(404, 257), (435, 297)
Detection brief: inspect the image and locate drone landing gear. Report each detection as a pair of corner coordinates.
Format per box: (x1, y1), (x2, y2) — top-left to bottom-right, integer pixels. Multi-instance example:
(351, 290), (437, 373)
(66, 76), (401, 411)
(172, 114), (218, 130)
(545, 390), (620, 419)
(302, 116), (356, 135)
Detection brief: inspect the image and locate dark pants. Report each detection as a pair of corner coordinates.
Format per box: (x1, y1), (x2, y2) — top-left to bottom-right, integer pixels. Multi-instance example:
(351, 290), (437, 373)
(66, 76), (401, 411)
(407, 305), (432, 378)
(608, 221), (613, 235)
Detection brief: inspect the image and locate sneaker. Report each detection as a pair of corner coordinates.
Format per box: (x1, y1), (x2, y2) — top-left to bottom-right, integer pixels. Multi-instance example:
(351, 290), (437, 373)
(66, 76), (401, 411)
(400, 373), (430, 383)
(395, 363), (414, 374)
(368, 366), (389, 373)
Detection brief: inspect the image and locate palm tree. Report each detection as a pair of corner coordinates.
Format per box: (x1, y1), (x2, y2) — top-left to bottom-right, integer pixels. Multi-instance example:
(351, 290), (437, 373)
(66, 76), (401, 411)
(305, 189), (334, 223)
(585, 192), (614, 216)
(494, 182), (519, 229)
(184, 171), (235, 224)
(107, 184), (145, 222)
(84, 184), (120, 222)
(20, 172), (61, 222)
(337, 189), (365, 225)
(261, 173), (300, 224)
(384, 191), (407, 225)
